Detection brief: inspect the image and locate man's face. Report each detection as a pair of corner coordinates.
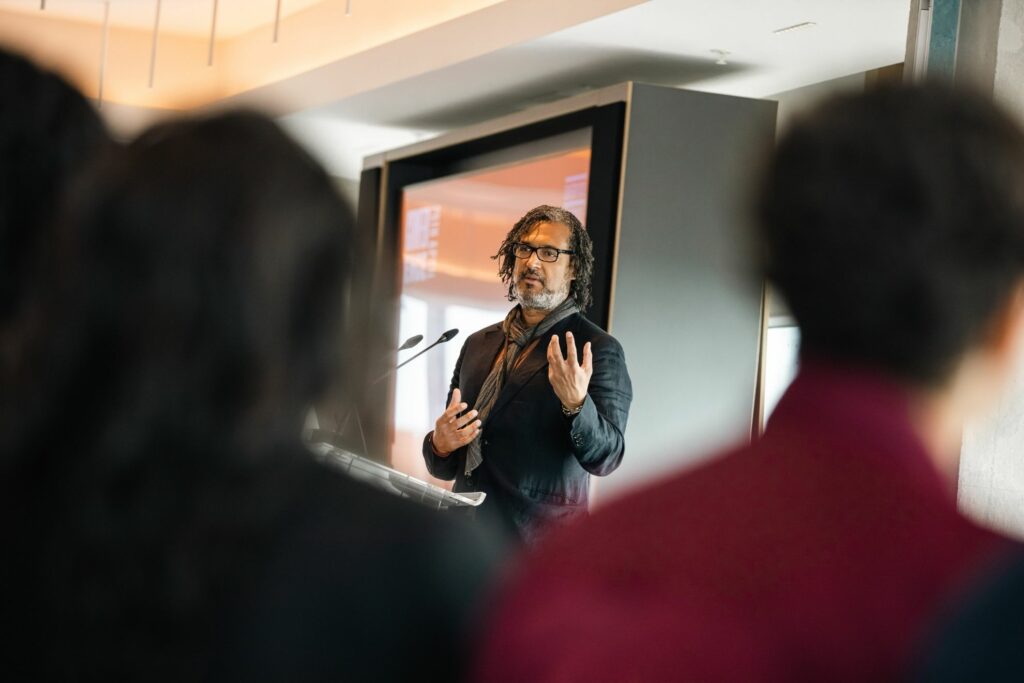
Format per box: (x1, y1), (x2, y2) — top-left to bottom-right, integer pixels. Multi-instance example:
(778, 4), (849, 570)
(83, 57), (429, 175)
(512, 221), (574, 311)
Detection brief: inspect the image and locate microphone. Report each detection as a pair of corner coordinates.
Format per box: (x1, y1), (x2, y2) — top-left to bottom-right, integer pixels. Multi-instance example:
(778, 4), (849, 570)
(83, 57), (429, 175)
(375, 328), (459, 383)
(322, 332), (427, 455)
(332, 329), (460, 457)
(397, 334), (423, 351)
(436, 328), (460, 344)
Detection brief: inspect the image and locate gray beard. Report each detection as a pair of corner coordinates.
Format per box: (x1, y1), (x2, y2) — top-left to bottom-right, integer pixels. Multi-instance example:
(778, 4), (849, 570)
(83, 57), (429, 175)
(515, 280), (570, 312)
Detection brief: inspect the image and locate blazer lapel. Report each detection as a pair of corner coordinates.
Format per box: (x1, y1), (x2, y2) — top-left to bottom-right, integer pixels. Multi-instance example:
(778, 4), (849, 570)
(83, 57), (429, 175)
(485, 314), (578, 423)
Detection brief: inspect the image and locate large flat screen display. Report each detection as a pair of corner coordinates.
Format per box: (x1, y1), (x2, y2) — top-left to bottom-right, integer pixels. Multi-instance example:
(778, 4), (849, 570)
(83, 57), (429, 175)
(390, 143), (592, 484)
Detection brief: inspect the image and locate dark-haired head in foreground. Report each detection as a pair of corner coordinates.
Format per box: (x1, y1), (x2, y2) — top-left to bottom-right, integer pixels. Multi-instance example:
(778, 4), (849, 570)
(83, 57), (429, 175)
(4, 112), (498, 680)
(0, 46), (110, 366)
(758, 84), (1024, 390)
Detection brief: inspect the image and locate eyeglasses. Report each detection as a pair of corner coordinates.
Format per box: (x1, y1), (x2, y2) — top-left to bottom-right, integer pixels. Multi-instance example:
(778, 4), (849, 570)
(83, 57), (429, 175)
(512, 243), (574, 263)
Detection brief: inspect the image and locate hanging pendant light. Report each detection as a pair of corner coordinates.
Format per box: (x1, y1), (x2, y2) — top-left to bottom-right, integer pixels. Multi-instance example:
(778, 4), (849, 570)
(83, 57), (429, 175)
(208, 0), (219, 65)
(273, 0), (282, 43)
(148, 0), (162, 88)
(98, 1), (111, 108)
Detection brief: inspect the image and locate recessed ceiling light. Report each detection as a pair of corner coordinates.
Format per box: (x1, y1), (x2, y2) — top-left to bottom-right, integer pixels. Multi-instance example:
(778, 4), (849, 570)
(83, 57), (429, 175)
(773, 21), (817, 35)
(710, 49), (730, 65)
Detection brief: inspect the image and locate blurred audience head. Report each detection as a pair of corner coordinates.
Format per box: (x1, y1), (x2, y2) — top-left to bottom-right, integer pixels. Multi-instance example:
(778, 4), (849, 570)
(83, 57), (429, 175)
(5, 110), (373, 678)
(0, 46), (109, 331)
(758, 85), (1024, 399)
(20, 110), (369, 455)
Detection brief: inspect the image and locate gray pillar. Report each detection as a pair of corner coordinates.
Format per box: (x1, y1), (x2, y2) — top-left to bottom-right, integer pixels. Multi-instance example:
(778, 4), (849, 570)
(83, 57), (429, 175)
(960, 5), (1024, 537)
(990, 2), (1024, 118)
(905, 0), (964, 83)
(954, 0), (1002, 94)
(928, 0), (1024, 539)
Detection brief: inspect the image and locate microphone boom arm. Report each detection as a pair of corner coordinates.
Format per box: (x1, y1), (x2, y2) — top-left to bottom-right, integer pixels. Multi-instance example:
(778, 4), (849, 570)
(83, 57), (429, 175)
(374, 329), (459, 384)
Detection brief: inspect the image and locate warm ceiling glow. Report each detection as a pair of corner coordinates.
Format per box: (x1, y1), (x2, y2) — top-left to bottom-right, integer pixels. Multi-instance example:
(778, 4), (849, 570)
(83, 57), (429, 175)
(0, 0), (506, 109)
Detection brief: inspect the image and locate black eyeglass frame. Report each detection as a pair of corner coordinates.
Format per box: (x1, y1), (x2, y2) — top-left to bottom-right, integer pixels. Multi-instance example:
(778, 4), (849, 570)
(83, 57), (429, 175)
(512, 242), (575, 263)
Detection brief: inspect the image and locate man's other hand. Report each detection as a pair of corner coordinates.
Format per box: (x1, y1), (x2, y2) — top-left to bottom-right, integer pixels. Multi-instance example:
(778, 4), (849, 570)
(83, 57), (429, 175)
(431, 388), (481, 456)
(547, 332), (592, 410)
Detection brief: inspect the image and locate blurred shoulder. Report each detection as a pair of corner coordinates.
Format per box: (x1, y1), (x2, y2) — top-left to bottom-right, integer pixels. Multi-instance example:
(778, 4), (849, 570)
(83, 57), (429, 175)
(220, 447), (507, 681)
(292, 447), (505, 571)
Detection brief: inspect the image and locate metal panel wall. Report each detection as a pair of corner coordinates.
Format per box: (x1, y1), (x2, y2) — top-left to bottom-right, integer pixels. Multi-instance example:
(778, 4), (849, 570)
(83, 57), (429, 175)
(601, 83), (777, 499)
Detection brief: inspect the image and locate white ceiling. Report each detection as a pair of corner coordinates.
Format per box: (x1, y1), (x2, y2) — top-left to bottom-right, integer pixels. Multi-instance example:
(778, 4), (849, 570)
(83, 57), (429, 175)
(0, 0), (325, 38)
(283, 0), (912, 178)
(545, 0), (911, 97)
(8, 0), (911, 178)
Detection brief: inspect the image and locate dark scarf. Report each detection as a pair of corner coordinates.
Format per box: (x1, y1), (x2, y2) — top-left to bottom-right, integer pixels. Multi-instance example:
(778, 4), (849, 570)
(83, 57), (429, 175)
(464, 297), (578, 475)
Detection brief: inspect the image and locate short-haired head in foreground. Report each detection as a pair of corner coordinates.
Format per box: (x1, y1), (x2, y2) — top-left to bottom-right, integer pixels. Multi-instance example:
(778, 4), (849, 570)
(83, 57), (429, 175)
(757, 84), (1024, 387)
(0, 46), (109, 329)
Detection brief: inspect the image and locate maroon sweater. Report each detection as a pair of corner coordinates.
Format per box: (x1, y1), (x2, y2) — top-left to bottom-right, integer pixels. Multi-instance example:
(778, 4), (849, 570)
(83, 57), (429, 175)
(475, 361), (1014, 682)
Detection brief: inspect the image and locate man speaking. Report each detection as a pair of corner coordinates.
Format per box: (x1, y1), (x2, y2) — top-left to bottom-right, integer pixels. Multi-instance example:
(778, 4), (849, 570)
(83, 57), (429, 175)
(422, 205), (632, 544)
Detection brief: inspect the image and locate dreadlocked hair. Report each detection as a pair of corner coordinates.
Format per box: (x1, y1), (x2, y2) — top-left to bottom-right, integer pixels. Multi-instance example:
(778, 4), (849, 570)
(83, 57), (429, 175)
(492, 205), (594, 311)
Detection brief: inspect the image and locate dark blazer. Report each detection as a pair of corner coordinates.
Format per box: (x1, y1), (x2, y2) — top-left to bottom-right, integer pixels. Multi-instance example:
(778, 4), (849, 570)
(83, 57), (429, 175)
(422, 311), (632, 543)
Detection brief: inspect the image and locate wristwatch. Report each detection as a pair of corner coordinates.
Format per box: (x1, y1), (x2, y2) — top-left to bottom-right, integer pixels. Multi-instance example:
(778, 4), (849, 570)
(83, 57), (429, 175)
(561, 402), (584, 417)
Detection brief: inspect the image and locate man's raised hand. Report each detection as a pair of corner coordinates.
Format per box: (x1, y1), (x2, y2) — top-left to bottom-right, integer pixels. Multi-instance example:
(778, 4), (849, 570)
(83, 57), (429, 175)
(431, 388), (481, 456)
(547, 332), (593, 410)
